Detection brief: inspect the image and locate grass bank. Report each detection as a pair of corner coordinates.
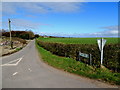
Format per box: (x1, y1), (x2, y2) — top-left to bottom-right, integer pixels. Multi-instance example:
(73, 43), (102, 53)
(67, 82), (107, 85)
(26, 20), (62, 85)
(36, 41), (120, 85)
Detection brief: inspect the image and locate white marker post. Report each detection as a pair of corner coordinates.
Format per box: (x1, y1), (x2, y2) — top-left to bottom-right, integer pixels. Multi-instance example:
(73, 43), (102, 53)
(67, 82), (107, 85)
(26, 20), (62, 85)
(97, 38), (106, 65)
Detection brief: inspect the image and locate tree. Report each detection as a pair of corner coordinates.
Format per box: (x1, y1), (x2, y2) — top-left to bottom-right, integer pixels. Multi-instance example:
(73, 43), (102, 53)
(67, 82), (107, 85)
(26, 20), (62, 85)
(2, 30), (35, 40)
(35, 34), (39, 38)
(27, 30), (34, 39)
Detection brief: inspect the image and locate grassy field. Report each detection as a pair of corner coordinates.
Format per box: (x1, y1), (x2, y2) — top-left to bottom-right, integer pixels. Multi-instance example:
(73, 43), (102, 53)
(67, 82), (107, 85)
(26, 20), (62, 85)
(38, 37), (119, 44)
(36, 41), (120, 85)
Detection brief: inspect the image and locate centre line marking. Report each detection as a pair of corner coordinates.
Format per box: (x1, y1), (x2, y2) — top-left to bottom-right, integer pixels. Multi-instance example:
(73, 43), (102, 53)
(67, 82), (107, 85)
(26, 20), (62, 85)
(12, 72), (18, 76)
(28, 68), (32, 72)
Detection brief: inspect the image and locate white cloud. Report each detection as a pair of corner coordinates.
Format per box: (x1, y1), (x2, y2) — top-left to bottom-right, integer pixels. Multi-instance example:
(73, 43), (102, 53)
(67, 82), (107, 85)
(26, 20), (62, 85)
(85, 0), (119, 2)
(101, 26), (118, 31)
(110, 30), (118, 34)
(2, 19), (49, 30)
(1, 2), (83, 31)
(39, 25), (119, 37)
(1, 0), (118, 2)
(77, 26), (119, 37)
(41, 3), (82, 13)
(2, 3), (17, 15)
(2, 0), (85, 2)
(2, 2), (83, 15)
(98, 26), (118, 36)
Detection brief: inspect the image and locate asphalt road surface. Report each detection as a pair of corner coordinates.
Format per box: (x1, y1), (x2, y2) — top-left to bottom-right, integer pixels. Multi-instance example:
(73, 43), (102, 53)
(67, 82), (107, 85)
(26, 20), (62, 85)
(1, 40), (119, 88)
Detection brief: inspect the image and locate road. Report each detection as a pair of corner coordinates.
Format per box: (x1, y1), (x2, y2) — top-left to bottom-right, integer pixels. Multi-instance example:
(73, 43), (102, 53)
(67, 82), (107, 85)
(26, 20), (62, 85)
(1, 40), (118, 88)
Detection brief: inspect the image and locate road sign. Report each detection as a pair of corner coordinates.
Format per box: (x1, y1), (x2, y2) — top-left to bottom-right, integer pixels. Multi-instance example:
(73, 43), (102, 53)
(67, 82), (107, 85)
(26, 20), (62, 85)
(97, 39), (101, 51)
(79, 52), (92, 65)
(97, 38), (107, 65)
(97, 38), (106, 51)
(79, 52), (89, 58)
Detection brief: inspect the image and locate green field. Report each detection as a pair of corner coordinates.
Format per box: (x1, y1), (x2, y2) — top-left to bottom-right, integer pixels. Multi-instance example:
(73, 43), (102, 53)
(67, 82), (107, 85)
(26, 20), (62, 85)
(38, 37), (119, 44)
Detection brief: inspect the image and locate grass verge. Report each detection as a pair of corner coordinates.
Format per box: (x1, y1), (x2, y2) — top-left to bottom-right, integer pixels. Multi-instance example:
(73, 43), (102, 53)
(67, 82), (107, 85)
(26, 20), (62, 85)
(36, 41), (120, 85)
(16, 47), (22, 51)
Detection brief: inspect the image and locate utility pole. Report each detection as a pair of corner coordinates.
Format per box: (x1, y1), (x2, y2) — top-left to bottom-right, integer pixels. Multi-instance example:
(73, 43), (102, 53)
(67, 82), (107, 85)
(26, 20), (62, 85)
(8, 19), (13, 49)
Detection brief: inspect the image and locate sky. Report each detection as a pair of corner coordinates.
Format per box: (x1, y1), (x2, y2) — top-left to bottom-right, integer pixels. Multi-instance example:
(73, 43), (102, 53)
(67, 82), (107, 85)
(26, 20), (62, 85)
(1, 2), (119, 37)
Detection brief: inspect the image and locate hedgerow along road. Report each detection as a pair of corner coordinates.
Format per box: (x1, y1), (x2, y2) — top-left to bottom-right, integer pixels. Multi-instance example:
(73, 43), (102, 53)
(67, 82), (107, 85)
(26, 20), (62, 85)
(1, 40), (118, 88)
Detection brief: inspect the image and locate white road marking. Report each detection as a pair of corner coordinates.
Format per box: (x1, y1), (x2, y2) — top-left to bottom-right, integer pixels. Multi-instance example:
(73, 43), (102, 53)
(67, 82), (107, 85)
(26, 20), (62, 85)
(28, 68), (32, 72)
(3, 58), (20, 64)
(0, 56), (24, 67)
(12, 72), (18, 76)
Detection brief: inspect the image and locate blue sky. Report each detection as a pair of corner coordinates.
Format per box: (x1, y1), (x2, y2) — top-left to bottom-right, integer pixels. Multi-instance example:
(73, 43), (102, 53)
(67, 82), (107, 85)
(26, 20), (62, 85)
(2, 2), (118, 37)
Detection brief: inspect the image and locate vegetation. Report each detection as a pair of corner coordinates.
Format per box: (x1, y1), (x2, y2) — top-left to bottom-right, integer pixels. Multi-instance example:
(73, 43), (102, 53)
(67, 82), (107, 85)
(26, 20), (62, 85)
(1, 29), (33, 56)
(16, 47), (22, 51)
(36, 38), (120, 73)
(2, 30), (35, 40)
(34, 34), (40, 38)
(38, 37), (119, 44)
(2, 37), (27, 44)
(36, 41), (120, 85)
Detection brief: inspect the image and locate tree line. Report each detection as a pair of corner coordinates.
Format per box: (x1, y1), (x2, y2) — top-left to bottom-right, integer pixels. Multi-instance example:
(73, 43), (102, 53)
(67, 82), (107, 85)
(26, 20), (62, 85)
(1, 29), (39, 39)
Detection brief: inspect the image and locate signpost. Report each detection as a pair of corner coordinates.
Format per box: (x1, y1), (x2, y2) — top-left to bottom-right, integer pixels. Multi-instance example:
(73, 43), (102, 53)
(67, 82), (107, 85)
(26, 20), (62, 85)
(97, 38), (106, 65)
(79, 52), (92, 65)
(79, 52), (89, 58)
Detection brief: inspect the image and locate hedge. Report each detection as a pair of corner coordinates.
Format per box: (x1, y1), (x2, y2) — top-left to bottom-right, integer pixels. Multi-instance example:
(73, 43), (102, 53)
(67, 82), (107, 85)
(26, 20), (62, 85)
(36, 39), (120, 72)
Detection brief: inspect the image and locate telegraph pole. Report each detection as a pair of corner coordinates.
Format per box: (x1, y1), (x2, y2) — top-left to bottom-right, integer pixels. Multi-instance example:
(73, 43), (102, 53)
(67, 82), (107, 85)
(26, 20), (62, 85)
(8, 19), (13, 49)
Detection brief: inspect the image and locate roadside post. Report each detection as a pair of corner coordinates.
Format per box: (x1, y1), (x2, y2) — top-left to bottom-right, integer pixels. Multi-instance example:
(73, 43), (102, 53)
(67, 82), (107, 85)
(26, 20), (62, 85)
(97, 38), (107, 66)
(89, 54), (92, 65)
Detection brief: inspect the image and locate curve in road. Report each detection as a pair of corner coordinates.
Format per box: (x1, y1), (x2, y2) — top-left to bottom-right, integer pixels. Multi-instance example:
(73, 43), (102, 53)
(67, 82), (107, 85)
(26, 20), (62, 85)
(1, 40), (118, 88)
